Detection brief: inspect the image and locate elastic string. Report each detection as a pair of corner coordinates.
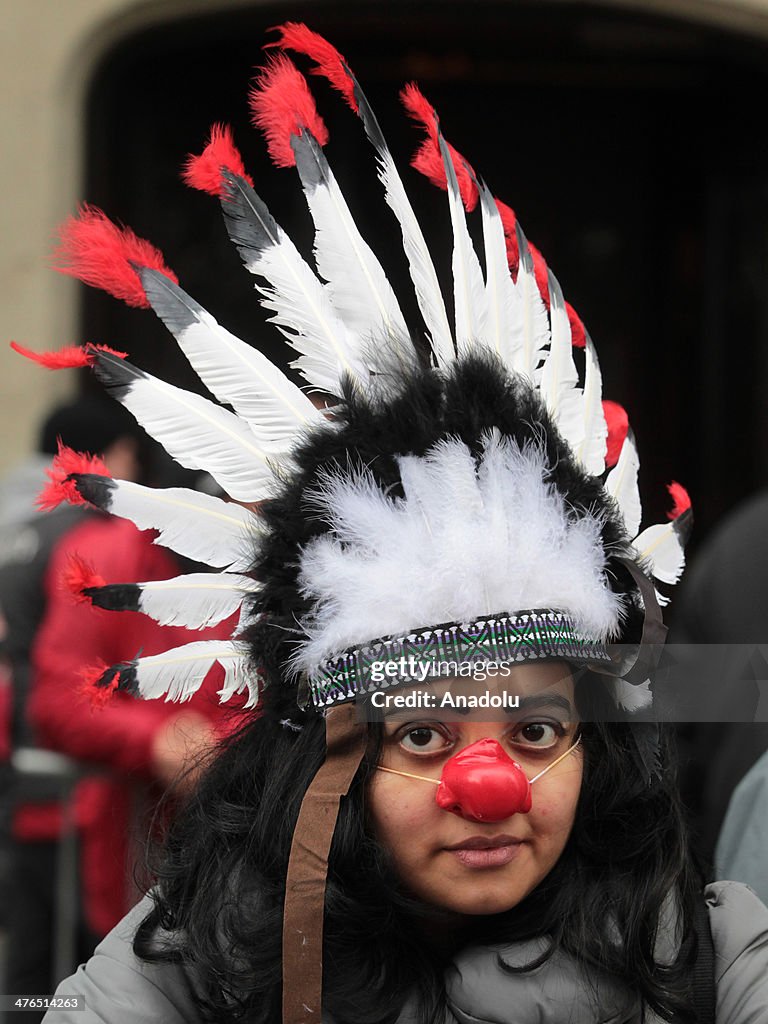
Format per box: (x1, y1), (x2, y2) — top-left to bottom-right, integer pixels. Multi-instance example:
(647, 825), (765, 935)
(375, 734), (581, 787)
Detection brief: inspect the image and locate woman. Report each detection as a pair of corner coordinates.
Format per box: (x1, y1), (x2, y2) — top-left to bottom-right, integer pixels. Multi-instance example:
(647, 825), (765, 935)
(44, 628), (768, 1023)
(33, 23), (768, 1024)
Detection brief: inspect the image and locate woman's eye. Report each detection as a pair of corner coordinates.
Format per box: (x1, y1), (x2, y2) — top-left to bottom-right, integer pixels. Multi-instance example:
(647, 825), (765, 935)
(399, 727), (448, 754)
(514, 722), (561, 748)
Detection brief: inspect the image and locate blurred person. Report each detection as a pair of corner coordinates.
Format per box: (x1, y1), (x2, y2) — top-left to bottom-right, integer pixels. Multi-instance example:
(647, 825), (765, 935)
(716, 748), (768, 905)
(0, 398), (141, 758)
(669, 490), (768, 868)
(0, 397), (145, 1005)
(0, 396), (232, 1017)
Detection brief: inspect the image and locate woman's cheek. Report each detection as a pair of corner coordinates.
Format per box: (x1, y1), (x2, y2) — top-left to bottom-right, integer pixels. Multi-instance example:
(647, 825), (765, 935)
(369, 775), (442, 867)
(531, 760), (582, 835)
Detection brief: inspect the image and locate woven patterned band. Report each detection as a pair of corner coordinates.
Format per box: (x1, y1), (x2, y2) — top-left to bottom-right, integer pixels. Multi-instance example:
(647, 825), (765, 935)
(306, 608), (611, 709)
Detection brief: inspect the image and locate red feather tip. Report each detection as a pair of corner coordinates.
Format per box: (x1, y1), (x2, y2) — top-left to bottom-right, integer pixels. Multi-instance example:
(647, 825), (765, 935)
(400, 83), (479, 213)
(37, 442), (110, 512)
(268, 22), (358, 112)
(495, 206), (582, 339)
(667, 481), (692, 520)
(565, 303), (586, 348)
(61, 553), (106, 603)
(527, 242), (551, 311)
(249, 54), (329, 169)
(602, 401), (629, 469)
(494, 198), (519, 277)
(182, 123), (254, 196)
(51, 205), (178, 309)
(10, 341), (127, 369)
(78, 661), (120, 709)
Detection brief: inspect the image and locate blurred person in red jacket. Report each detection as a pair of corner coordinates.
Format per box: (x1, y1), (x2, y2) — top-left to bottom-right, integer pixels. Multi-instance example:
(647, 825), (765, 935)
(1, 397), (234, 1014)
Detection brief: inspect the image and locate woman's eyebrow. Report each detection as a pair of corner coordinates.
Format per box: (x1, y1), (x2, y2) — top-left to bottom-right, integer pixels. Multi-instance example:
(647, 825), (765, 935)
(512, 693), (575, 716)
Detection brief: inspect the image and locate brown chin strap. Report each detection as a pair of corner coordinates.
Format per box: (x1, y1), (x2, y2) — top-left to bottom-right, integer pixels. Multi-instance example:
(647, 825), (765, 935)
(282, 702), (367, 1024)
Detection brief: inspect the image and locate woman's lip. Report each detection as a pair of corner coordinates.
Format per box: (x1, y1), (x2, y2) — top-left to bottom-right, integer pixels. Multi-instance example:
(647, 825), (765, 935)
(449, 844), (523, 868)
(445, 834), (521, 851)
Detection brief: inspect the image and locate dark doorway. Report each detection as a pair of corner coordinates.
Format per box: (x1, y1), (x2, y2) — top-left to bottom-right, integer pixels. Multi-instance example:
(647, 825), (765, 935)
(81, 1), (768, 542)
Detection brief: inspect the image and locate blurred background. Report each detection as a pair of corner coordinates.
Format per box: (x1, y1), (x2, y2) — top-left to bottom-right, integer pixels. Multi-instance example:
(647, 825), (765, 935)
(4, 0), (768, 537)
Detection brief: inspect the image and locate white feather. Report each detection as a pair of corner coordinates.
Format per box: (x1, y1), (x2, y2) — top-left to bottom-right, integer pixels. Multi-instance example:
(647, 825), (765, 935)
(512, 225), (551, 380)
(479, 185), (522, 369)
(605, 432), (642, 538)
(292, 132), (412, 362)
(97, 357), (283, 503)
(610, 676), (653, 712)
(375, 146), (455, 365)
(575, 336), (607, 476)
(539, 272), (583, 453)
(632, 521), (686, 585)
(129, 640), (256, 707)
(294, 433), (623, 672)
(344, 84), (455, 365)
(438, 133), (488, 354)
(94, 479), (261, 571)
(140, 270), (324, 446)
(222, 173), (371, 393)
(132, 573), (260, 629)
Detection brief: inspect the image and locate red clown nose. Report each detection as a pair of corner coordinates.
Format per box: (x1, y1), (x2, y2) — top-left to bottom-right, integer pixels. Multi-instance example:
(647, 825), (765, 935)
(436, 738), (532, 822)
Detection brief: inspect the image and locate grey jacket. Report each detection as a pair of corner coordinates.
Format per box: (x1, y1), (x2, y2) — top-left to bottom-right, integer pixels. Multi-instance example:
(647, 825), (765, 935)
(717, 750), (768, 906)
(43, 881), (768, 1024)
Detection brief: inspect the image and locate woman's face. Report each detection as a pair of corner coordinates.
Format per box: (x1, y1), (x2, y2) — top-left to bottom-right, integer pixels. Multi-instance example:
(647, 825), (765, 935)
(368, 663), (582, 916)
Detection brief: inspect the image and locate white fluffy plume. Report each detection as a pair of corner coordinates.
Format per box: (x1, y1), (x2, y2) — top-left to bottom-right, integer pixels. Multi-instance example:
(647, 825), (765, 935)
(294, 433), (623, 671)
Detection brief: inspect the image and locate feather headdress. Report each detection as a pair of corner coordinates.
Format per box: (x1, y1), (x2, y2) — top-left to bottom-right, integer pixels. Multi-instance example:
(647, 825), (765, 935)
(16, 27), (692, 1023)
(14, 23), (691, 707)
